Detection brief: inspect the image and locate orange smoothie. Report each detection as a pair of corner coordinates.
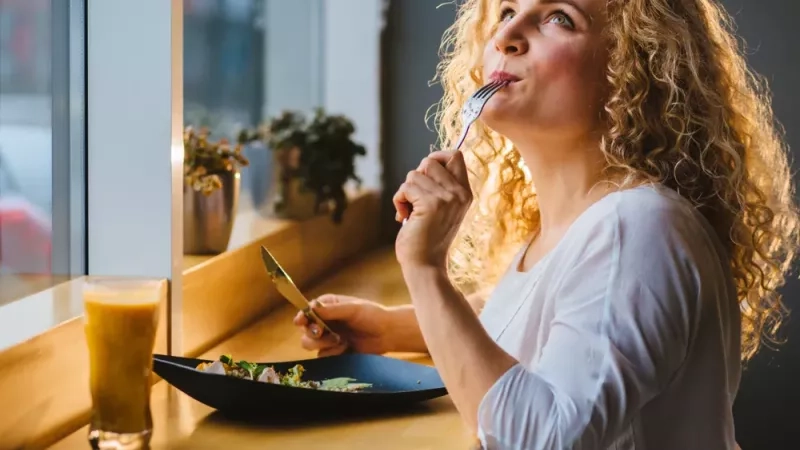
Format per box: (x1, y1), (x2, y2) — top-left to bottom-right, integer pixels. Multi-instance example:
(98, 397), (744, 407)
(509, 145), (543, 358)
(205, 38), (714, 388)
(84, 280), (161, 434)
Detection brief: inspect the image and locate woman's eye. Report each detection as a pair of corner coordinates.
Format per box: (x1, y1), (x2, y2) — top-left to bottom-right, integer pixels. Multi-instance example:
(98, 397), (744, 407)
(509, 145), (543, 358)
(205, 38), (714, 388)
(500, 7), (515, 22)
(546, 12), (574, 28)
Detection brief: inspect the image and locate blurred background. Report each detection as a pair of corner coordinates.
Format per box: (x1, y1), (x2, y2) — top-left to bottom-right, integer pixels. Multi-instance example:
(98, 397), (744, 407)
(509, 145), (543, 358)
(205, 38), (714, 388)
(0, 0), (798, 447)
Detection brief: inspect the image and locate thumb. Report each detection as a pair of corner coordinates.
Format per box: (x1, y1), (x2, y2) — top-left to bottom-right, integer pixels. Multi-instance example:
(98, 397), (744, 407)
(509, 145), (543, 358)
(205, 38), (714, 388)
(428, 150), (469, 186)
(445, 151), (468, 186)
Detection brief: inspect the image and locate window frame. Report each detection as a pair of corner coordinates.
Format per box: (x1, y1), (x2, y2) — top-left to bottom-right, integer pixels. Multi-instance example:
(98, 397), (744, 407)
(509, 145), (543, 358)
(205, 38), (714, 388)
(50, 0), (87, 277)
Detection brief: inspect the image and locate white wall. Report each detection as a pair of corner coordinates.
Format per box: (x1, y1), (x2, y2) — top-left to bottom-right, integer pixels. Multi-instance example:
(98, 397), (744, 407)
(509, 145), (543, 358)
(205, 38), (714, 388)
(322, 0), (385, 190)
(262, 0), (324, 117)
(263, 0), (385, 190)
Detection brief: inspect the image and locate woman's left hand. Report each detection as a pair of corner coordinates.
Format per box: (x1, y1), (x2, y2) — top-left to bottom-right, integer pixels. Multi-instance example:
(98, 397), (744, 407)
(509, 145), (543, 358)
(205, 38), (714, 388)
(393, 150), (473, 269)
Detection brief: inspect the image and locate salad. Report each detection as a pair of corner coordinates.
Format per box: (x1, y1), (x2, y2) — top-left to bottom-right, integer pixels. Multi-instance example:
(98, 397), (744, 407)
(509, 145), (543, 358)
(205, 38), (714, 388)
(196, 354), (373, 392)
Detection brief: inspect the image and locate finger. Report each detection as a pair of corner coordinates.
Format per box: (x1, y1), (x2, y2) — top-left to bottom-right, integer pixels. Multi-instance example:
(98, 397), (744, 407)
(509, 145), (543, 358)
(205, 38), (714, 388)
(429, 150), (469, 186)
(293, 310), (309, 326)
(301, 332), (341, 351)
(312, 294), (343, 307)
(424, 150), (457, 165)
(310, 298), (363, 322)
(401, 181), (429, 205)
(305, 324), (343, 343)
(393, 182), (429, 219)
(318, 343), (349, 358)
(392, 178), (413, 221)
(313, 294), (365, 307)
(406, 170), (441, 194)
(419, 157), (461, 192)
(394, 169), (437, 206)
(304, 323), (323, 339)
(393, 179), (429, 221)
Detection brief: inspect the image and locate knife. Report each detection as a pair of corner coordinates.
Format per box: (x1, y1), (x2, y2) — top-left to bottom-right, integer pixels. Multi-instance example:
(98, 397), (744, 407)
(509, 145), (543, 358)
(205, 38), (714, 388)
(259, 246), (339, 340)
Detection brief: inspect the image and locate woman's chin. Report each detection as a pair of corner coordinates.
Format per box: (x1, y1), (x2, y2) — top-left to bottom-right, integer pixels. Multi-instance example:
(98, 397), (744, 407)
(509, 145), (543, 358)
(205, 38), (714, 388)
(480, 104), (521, 134)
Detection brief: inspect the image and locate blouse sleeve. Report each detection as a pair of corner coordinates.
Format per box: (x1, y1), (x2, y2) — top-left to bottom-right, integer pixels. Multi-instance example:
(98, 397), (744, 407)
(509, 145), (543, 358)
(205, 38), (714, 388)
(477, 206), (703, 449)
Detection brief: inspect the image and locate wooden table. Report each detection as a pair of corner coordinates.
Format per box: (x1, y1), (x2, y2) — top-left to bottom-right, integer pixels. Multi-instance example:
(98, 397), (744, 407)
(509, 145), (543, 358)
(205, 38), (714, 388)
(51, 248), (475, 449)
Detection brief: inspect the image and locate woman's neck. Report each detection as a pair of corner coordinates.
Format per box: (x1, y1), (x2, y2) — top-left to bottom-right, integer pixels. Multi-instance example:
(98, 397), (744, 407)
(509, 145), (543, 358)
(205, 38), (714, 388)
(515, 134), (612, 239)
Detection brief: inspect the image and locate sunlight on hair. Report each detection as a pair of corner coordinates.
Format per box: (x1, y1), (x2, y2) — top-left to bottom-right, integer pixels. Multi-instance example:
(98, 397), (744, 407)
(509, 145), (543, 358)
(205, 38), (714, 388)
(437, 0), (800, 361)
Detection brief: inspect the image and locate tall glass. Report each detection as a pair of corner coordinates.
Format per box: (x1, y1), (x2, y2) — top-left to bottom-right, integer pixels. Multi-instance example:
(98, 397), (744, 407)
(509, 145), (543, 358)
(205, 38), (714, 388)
(83, 277), (163, 450)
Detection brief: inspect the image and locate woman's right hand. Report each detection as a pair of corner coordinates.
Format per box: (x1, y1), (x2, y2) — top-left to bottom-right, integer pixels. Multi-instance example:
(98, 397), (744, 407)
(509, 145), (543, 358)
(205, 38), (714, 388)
(293, 294), (397, 357)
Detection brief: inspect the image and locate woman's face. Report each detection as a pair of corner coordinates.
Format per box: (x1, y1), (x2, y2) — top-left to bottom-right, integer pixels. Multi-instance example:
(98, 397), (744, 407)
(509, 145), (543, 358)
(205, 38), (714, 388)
(480, 0), (609, 142)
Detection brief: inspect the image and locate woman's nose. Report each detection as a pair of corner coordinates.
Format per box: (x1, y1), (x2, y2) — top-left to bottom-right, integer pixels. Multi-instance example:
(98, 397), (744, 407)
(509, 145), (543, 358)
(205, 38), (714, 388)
(493, 22), (529, 56)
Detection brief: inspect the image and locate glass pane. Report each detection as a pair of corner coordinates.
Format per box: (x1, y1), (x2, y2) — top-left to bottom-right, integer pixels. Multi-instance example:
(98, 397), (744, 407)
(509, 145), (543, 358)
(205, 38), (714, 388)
(183, 0), (269, 256)
(182, 0), (331, 257)
(184, 0), (264, 136)
(0, 0), (86, 305)
(184, 0), (267, 216)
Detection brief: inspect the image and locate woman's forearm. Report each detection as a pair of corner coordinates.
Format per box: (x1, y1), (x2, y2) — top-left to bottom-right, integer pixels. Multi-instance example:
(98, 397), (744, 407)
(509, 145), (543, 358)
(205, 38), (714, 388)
(385, 304), (429, 353)
(385, 289), (485, 354)
(401, 265), (517, 432)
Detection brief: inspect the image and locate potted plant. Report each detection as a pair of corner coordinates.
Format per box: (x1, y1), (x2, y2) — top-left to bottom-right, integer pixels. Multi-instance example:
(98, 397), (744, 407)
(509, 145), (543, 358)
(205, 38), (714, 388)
(183, 126), (251, 254)
(247, 108), (366, 223)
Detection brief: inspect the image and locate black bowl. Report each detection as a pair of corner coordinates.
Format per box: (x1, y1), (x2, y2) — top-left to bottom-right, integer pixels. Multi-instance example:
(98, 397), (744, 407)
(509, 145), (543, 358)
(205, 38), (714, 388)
(153, 353), (448, 416)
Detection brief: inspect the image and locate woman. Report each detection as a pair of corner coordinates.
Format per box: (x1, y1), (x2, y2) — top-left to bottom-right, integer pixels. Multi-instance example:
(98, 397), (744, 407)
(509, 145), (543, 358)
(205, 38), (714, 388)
(295, 0), (799, 448)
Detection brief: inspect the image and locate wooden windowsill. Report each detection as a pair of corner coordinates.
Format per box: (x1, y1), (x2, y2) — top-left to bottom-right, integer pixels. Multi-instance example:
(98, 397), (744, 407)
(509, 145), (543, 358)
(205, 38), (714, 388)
(0, 189), (382, 449)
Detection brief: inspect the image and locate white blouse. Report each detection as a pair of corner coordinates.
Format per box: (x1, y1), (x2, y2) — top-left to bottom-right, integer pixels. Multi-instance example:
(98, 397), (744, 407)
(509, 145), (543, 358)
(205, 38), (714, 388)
(477, 185), (741, 450)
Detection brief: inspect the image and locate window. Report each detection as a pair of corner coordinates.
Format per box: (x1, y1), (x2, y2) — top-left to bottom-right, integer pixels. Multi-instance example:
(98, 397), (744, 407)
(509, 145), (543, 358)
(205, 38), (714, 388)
(184, 0), (268, 216)
(0, 0), (86, 306)
(184, 0), (264, 138)
(182, 0), (382, 255)
(182, 0), (336, 255)
(0, 0), (382, 358)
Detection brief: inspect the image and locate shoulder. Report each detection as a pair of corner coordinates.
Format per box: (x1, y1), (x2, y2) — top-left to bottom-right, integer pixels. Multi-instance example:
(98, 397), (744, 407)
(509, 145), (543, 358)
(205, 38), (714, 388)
(553, 185), (731, 303)
(613, 185), (715, 239)
(568, 185), (725, 261)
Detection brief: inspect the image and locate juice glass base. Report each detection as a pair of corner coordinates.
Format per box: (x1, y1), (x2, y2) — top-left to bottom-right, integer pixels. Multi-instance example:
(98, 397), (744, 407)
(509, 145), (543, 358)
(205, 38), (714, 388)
(88, 427), (152, 450)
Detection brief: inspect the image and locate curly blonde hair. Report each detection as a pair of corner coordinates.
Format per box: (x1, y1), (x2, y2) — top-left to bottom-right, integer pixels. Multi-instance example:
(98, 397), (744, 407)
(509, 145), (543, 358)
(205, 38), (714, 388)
(435, 0), (800, 361)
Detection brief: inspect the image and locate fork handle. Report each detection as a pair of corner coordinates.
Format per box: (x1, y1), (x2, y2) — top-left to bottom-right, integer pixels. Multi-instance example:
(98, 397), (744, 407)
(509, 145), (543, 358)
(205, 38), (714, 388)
(452, 124), (470, 153)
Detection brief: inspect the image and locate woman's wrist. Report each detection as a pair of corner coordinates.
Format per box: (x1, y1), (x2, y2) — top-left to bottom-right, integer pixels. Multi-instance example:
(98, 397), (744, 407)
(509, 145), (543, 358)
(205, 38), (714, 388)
(400, 263), (455, 307)
(399, 261), (449, 282)
(383, 304), (429, 354)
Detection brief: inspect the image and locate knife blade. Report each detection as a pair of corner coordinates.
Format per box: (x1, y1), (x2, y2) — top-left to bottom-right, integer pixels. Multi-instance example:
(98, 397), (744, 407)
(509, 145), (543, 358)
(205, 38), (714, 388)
(259, 246), (339, 339)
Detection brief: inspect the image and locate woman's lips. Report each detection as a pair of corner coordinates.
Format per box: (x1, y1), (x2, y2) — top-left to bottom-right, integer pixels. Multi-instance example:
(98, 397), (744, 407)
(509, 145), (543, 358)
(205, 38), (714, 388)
(489, 70), (522, 83)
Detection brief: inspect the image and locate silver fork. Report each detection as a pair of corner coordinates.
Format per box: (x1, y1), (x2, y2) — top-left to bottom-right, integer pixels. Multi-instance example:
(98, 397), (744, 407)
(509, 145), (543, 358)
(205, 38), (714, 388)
(401, 79), (508, 224)
(451, 79), (508, 152)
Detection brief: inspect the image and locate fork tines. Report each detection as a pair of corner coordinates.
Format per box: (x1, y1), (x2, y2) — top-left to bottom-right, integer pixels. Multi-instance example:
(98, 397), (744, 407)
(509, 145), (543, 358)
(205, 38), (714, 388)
(473, 80), (509, 99)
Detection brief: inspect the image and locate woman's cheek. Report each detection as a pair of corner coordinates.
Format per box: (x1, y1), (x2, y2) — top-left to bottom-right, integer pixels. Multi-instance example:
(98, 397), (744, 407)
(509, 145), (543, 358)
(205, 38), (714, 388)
(533, 43), (583, 79)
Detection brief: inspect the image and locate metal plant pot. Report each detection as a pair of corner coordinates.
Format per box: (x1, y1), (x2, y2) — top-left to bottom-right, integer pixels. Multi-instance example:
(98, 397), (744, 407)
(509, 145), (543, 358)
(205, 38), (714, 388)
(183, 170), (240, 255)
